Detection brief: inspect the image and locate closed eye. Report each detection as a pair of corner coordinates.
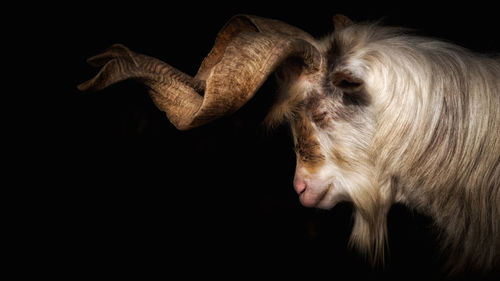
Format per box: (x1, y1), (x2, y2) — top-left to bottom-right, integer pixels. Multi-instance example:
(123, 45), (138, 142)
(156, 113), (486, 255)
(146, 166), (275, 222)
(312, 112), (327, 123)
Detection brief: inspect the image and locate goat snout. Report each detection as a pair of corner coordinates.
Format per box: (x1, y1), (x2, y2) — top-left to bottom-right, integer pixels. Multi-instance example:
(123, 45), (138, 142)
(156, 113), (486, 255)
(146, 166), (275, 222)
(294, 175), (307, 195)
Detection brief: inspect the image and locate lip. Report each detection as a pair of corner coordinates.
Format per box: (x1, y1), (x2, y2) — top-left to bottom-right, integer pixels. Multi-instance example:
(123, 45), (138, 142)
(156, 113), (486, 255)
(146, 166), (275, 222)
(299, 184), (332, 208)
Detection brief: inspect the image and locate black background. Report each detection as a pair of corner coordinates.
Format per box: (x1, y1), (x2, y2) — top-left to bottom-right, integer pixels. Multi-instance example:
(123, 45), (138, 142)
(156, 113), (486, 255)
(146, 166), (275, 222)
(23, 1), (500, 280)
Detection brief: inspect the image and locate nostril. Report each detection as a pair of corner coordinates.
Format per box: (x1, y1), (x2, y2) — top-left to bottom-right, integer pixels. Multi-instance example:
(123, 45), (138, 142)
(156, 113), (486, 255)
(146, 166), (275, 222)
(294, 180), (307, 195)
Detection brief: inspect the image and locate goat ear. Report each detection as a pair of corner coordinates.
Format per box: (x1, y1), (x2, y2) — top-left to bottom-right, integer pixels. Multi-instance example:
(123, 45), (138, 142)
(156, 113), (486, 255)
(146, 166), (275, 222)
(331, 69), (364, 93)
(333, 14), (354, 31)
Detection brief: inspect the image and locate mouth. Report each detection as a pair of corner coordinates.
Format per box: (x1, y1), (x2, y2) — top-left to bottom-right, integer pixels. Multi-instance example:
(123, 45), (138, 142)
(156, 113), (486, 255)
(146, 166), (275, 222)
(299, 184), (333, 208)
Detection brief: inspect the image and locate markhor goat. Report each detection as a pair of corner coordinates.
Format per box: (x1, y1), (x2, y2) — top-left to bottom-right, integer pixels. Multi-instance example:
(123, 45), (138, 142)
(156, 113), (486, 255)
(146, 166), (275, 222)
(79, 15), (500, 275)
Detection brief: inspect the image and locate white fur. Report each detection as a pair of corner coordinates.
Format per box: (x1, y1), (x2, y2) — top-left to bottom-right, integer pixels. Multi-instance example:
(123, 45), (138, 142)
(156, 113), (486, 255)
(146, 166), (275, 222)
(272, 21), (500, 274)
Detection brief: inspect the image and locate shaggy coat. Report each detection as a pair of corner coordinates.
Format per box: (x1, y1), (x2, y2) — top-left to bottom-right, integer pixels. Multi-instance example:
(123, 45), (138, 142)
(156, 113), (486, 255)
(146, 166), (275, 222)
(267, 21), (500, 274)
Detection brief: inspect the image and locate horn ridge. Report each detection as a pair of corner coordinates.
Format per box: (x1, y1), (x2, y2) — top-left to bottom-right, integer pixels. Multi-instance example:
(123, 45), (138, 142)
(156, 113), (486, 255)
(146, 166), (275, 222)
(78, 15), (321, 130)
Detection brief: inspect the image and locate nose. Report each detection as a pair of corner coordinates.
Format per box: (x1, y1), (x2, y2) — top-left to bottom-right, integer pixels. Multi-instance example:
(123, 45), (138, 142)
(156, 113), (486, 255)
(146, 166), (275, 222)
(294, 175), (307, 195)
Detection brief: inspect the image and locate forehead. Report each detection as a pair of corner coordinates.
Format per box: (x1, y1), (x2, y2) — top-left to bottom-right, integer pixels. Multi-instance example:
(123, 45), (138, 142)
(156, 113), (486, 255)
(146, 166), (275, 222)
(265, 68), (344, 128)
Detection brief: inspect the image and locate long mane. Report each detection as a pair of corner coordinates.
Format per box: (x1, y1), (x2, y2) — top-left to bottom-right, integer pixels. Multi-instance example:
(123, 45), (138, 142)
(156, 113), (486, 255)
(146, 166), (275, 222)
(335, 22), (500, 273)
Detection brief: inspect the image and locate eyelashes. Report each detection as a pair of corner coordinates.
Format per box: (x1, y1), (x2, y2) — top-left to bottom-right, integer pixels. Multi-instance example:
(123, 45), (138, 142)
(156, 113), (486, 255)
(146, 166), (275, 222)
(312, 111), (327, 123)
(311, 111), (333, 129)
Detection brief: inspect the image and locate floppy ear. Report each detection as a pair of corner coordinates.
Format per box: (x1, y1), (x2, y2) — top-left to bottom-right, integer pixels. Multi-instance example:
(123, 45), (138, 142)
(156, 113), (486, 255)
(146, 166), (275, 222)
(331, 69), (364, 93)
(333, 14), (354, 31)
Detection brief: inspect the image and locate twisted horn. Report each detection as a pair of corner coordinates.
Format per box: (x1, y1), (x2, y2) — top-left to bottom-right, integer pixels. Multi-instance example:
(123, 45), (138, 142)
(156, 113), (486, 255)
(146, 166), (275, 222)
(78, 15), (322, 130)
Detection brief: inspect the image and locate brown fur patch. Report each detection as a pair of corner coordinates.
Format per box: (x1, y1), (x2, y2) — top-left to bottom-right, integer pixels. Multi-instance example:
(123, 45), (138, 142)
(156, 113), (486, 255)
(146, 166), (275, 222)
(292, 114), (325, 173)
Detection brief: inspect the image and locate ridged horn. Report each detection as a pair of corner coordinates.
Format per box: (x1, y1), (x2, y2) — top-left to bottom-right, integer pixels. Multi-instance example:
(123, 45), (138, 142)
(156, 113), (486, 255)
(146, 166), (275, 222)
(78, 15), (322, 130)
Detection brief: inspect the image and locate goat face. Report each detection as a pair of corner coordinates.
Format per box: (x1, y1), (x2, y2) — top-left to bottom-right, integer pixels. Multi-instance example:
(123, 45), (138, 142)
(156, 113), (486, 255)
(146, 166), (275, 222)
(267, 45), (374, 210)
